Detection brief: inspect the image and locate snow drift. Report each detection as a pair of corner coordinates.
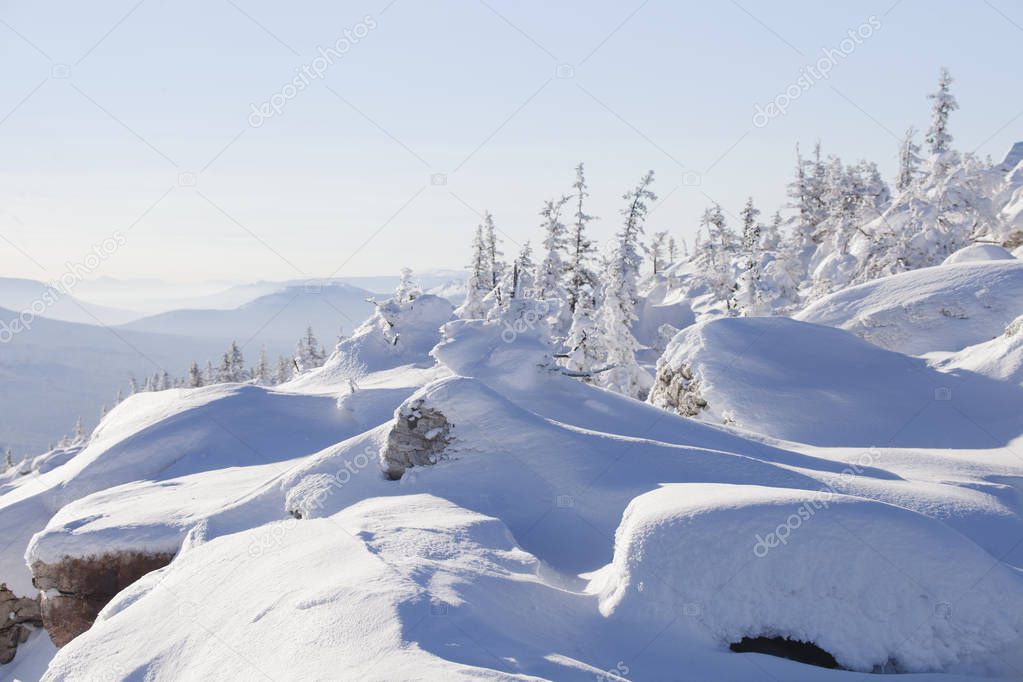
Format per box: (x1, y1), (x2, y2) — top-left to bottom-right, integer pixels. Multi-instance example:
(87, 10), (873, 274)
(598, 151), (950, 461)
(595, 483), (1023, 672)
(796, 259), (1023, 355)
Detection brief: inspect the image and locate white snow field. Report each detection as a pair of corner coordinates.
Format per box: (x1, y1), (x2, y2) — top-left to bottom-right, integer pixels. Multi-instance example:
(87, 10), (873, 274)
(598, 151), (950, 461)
(5, 266), (1023, 680)
(796, 259), (1023, 355)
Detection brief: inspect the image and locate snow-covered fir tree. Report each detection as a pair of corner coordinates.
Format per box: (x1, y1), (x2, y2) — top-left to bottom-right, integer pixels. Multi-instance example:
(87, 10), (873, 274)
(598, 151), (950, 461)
(926, 67), (958, 177)
(897, 126), (923, 192)
(394, 267), (421, 304)
(458, 223), (491, 319)
(253, 348), (271, 385)
(295, 327), (325, 372)
(598, 170), (656, 398)
(275, 355), (292, 385)
(188, 361), (204, 388)
(563, 289), (605, 379)
(567, 162), (599, 313)
(647, 231), (669, 274)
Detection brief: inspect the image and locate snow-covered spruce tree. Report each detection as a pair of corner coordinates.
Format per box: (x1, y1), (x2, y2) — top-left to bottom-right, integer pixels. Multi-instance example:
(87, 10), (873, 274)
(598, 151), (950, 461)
(204, 361), (216, 385)
(2, 447), (13, 473)
(598, 170), (656, 398)
(483, 211), (505, 293)
(229, 341), (247, 381)
(926, 67), (959, 178)
(394, 267), (421, 304)
(534, 196), (570, 299)
(897, 126), (923, 193)
(275, 355), (292, 385)
(511, 241), (535, 301)
(217, 352), (232, 383)
(563, 288), (605, 380)
(730, 197), (764, 316)
(188, 361), (204, 388)
(567, 162), (599, 313)
(73, 417), (86, 444)
(253, 348), (270, 385)
(533, 195), (572, 333)
(647, 231), (669, 274)
(668, 235), (678, 263)
(295, 326), (325, 372)
(457, 224), (491, 319)
(697, 203), (737, 304)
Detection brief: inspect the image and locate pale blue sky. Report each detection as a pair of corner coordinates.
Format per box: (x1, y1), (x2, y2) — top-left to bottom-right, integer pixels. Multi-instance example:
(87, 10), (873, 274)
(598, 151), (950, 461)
(1, 0), (1021, 284)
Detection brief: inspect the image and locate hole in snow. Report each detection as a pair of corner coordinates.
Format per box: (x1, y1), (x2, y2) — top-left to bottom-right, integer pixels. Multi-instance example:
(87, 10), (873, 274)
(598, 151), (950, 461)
(730, 636), (841, 669)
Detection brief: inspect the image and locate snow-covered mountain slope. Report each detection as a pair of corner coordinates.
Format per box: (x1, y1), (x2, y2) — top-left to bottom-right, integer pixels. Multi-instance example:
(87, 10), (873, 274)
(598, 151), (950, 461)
(796, 259), (1023, 355)
(0, 277), (141, 326)
(8, 307), (1023, 680)
(651, 316), (1023, 447)
(119, 282), (380, 356)
(0, 308), (226, 455)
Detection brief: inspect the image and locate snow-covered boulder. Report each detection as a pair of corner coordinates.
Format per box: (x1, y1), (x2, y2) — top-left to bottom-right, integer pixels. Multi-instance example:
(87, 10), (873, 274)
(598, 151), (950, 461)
(941, 243), (1014, 265)
(796, 260), (1023, 355)
(595, 483), (1023, 673)
(650, 316), (1023, 446)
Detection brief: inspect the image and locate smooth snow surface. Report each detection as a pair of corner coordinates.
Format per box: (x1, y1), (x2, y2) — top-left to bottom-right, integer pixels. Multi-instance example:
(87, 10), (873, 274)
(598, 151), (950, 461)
(796, 260), (1023, 355)
(942, 243), (1015, 264)
(596, 484), (1023, 673)
(654, 316), (1023, 447)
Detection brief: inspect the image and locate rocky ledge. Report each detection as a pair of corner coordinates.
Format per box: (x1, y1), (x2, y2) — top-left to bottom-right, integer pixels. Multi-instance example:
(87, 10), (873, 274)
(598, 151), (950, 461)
(31, 551), (174, 647)
(0, 583), (41, 664)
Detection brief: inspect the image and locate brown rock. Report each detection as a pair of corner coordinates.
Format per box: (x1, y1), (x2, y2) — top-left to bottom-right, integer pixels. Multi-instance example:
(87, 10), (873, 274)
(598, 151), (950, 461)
(0, 582), (41, 664)
(31, 551), (174, 647)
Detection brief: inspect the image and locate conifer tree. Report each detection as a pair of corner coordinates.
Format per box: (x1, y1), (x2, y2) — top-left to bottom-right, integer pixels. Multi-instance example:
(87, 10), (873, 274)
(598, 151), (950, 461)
(394, 267), (421, 304)
(598, 170), (656, 398)
(567, 163), (598, 313)
(896, 126), (922, 192)
(188, 361), (204, 388)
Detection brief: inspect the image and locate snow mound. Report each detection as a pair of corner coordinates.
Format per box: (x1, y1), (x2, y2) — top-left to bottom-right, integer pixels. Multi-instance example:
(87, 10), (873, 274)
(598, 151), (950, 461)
(945, 314), (1023, 385)
(942, 243), (1015, 264)
(287, 293), (453, 391)
(0, 384), (352, 594)
(596, 483), (1023, 673)
(651, 316), (1023, 447)
(796, 260), (1023, 355)
(41, 495), (595, 681)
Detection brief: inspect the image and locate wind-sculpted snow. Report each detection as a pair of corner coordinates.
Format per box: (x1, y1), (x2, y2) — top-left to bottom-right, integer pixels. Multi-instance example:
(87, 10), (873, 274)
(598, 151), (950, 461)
(10, 311), (1023, 679)
(0, 383), (357, 595)
(796, 259), (1023, 355)
(595, 484), (1023, 673)
(653, 316), (1023, 447)
(285, 293), (453, 392)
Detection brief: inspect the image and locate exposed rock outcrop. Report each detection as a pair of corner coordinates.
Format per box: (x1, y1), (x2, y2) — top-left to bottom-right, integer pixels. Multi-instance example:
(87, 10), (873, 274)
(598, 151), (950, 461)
(31, 551), (174, 647)
(381, 398), (453, 480)
(0, 583), (41, 664)
(649, 361), (708, 417)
